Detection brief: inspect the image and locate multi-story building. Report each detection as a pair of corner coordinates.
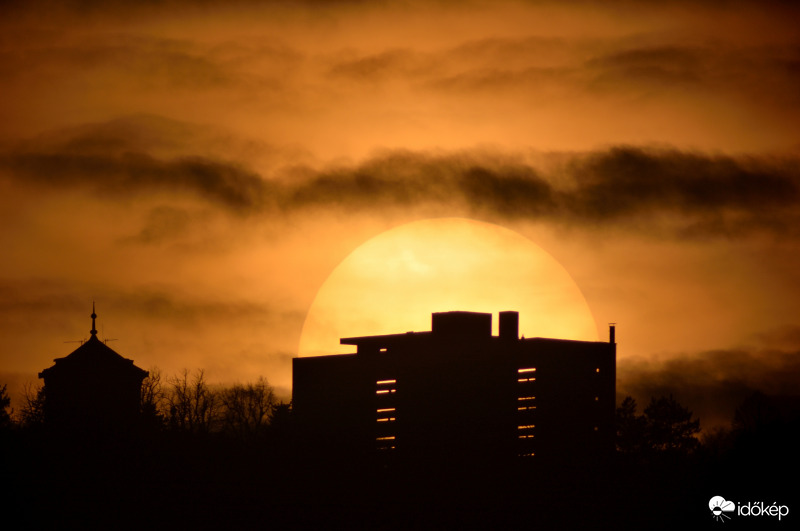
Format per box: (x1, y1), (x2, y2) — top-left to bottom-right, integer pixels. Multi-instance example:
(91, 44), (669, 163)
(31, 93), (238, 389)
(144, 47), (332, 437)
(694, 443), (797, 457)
(293, 310), (616, 469)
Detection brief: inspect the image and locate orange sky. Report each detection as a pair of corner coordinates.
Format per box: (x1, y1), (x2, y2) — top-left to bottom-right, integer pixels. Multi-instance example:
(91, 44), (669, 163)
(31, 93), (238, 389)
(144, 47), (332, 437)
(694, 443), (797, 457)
(1, 0), (799, 428)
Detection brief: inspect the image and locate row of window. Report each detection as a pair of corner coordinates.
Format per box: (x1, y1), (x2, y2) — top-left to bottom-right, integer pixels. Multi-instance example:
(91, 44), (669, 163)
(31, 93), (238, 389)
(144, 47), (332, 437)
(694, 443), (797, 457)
(376, 379), (398, 451)
(517, 368), (536, 456)
(372, 367), (604, 455)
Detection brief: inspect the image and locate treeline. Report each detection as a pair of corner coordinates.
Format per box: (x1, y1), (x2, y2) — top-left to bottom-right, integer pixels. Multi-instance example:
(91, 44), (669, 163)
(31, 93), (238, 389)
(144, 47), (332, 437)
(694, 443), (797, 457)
(0, 371), (297, 530)
(0, 380), (798, 529)
(615, 391), (800, 467)
(140, 367), (290, 440)
(2, 367), (290, 443)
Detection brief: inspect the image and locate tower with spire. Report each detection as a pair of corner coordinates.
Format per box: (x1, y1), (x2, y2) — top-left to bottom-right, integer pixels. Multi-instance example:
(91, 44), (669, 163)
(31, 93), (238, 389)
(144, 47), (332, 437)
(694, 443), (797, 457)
(38, 305), (149, 434)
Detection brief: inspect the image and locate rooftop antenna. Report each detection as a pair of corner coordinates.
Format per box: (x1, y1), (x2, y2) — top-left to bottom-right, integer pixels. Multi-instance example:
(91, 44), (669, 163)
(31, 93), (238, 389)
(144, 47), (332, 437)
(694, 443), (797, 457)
(97, 304), (119, 345)
(90, 301), (98, 338)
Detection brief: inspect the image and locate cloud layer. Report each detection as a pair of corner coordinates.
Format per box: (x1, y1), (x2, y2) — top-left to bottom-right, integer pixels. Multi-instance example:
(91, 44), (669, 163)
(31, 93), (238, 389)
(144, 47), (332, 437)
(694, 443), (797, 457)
(1, 1), (799, 428)
(3, 119), (799, 239)
(618, 334), (800, 429)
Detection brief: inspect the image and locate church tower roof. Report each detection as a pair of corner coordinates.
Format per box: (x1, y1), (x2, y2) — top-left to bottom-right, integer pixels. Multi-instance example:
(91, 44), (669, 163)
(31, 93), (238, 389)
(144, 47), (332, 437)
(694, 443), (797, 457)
(38, 306), (148, 379)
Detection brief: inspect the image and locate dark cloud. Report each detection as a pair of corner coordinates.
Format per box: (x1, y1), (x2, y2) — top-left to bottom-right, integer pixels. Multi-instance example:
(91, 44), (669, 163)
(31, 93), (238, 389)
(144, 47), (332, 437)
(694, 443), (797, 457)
(3, 118), (800, 237)
(586, 46), (704, 88)
(429, 65), (572, 94)
(125, 206), (196, 245)
(26, 114), (215, 158)
(325, 37), (578, 94)
(1, 150), (274, 213)
(0, 278), (275, 326)
(324, 33), (800, 109)
(328, 49), (426, 82)
(565, 147), (800, 235)
(618, 339), (800, 429)
(288, 148), (800, 238)
(0, 279), (89, 335)
(107, 288), (276, 328)
(582, 42), (800, 107)
(0, 36), (234, 91)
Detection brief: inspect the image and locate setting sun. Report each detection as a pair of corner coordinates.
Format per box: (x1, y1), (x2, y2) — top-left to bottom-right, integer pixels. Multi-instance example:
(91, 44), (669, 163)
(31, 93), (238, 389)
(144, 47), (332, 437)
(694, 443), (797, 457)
(298, 217), (598, 356)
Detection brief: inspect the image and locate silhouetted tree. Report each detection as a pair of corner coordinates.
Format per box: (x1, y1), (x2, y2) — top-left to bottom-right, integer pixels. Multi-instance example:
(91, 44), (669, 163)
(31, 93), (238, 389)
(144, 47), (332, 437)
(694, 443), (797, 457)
(167, 369), (220, 434)
(220, 377), (276, 441)
(732, 391), (780, 433)
(0, 384), (12, 431)
(729, 391), (800, 467)
(269, 401), (292, 431)
(141, 366), (167, 430)
(18, 382), (46, 429)
(643, 394), (700, 454)
(698, 426), (734, 461)
(616, 394), (700, 457)
(616, 396), (646, 455)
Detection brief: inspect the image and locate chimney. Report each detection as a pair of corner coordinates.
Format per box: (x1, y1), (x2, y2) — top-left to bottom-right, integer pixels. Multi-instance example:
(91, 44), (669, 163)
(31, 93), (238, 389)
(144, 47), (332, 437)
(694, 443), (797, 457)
(499, 311), (519, 341)
(609, 323), (616, 344)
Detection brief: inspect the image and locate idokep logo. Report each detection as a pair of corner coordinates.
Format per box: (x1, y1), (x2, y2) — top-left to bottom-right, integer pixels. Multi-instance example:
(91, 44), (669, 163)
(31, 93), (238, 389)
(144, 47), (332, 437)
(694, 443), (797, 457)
(709, 495), (790, 523)
(709, 496), (736, 522)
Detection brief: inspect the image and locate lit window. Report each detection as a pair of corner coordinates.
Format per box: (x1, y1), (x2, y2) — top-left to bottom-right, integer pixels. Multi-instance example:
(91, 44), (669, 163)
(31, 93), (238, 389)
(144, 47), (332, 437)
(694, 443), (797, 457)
(595, 368), (600, 373)
(376, 436), (396, 441)
(517, 424), (535, 430)
(517, 406), (537, 411)
(518, 452), (535, 458)
(376, 379), (397, 385)
(593, 426), (599, 432)
(376, 389), (396, 395)
(518, 434), (535, 439)
(518, 368), (537, 373)
(377, 417), (396, 422)
(517, 396), (536, 401)
(517, 377), (536, 383)
(377, 408), (396, 413)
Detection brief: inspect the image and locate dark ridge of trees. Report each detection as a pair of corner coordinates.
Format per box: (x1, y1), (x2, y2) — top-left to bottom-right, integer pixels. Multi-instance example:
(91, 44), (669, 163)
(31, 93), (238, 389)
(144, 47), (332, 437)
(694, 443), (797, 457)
(137, 367), (283, 441)
(0, 375), (797, 530)
(6, 367), (288, 441)
(0, 384), (11, 431)
(18, 381), (46, 429)
(615, 394), (701, 459)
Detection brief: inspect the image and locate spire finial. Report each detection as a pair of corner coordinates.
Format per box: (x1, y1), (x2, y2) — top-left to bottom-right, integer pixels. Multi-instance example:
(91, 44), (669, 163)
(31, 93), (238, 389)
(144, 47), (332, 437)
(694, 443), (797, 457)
(90, 301), (97, 337)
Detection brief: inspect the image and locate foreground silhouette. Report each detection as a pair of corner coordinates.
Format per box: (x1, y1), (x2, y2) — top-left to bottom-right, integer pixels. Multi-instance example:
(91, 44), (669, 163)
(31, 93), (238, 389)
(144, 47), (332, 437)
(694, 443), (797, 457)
(1, 380), (798, 529)
(294, 311), (617, 475)
(1, 309), (797, 529)
(37, 305), (148, 438)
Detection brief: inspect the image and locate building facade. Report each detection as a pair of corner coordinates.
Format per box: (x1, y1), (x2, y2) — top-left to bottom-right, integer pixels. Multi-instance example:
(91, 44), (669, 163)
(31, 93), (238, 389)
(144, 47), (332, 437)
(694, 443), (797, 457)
(293, 311), (616, 468)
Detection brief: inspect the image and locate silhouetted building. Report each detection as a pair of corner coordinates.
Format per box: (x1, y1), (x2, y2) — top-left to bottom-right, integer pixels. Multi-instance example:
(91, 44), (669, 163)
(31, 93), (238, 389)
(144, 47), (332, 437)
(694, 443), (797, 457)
(38, 306), (148, 433)
(293, 311), (616, 469)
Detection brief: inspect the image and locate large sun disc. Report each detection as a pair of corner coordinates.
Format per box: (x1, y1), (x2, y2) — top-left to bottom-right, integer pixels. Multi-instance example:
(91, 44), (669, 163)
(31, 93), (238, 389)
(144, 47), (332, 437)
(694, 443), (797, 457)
(299, 218), (598, 356)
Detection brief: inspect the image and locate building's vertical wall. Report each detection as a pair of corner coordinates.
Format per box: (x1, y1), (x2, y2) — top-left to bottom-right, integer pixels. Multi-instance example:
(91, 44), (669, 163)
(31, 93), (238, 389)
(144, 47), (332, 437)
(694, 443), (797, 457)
(292, 354), (374, 459)
(292, 312), (617, 472)
(514, 339), (616, 467)
(392, 337), (512, 467)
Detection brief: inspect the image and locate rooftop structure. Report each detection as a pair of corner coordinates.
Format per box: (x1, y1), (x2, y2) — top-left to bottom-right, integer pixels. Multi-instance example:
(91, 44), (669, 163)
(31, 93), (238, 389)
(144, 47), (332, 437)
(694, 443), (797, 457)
(293, 311), (616, 469)
(38, 306), (149, 432)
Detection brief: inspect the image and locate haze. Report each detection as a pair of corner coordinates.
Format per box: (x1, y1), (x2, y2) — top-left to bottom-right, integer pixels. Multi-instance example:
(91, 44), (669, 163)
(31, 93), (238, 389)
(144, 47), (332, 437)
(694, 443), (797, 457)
(1, 0), (799, 428)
